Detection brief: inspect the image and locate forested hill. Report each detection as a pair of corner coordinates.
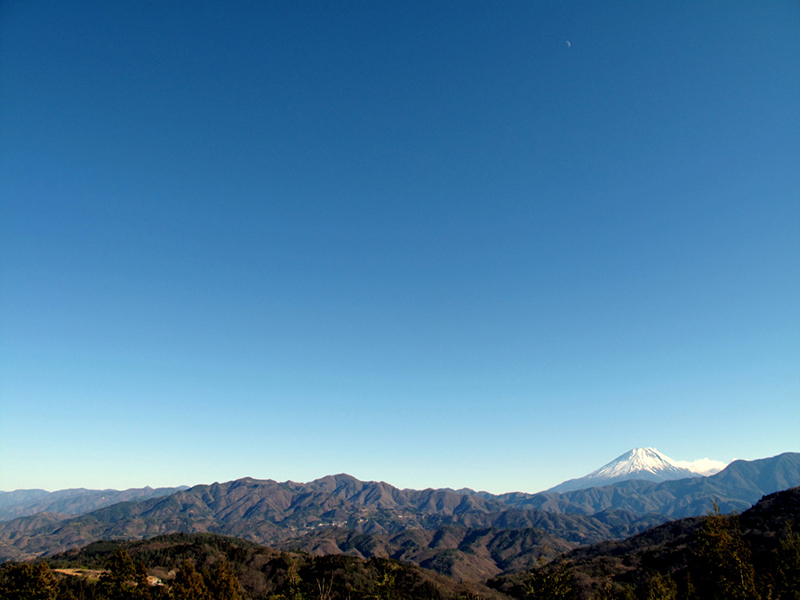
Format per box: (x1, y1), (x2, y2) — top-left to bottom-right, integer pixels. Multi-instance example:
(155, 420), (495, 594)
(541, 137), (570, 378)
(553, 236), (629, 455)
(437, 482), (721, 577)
(4, 487), (799, 599)
(9, 533), (504, 600)
(0, 475), (661, 563)
(0, 452), (797, 566)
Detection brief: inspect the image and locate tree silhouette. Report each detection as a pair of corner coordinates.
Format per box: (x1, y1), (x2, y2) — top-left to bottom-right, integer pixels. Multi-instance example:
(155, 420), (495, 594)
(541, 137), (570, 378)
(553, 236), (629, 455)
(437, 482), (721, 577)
(97, 549), (151, 600)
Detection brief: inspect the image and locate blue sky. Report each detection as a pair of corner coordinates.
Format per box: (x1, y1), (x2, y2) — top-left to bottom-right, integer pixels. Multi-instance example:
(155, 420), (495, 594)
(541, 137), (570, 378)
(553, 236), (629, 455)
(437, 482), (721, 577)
(1, 1), (798, 493)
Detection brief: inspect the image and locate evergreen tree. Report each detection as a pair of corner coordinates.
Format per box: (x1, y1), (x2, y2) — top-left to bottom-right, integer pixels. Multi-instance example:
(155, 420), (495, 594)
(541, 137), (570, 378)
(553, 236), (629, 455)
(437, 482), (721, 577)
(285, 556), (304, 600)
(518, 561), (574, 600)
(774, 524), (800, 600)
(204, 560), (242, 600)
(369, 560), (398, 600)
(0, 562), (60, 600)
(642, 572), (677, 600)
(133, 561), (153, 600)
(97, 548), (149, 600)
(170, 560), (209, 600)
(693, 504), (758, 600)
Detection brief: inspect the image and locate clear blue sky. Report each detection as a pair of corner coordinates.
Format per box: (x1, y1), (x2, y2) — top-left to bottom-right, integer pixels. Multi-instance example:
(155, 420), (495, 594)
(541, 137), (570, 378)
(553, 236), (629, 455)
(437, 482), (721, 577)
(1, 1), (798, 494)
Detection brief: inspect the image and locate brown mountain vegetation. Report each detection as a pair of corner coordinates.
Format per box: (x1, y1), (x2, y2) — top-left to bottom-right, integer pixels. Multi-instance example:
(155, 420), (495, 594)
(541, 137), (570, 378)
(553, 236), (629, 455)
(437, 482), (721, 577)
(2, 486), (798, 599)
(0, 475), (659, 564)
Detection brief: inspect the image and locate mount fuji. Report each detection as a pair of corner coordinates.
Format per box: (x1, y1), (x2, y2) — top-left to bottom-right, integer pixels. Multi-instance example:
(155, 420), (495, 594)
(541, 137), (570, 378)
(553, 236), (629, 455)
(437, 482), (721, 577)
(548, 447), (726, 493)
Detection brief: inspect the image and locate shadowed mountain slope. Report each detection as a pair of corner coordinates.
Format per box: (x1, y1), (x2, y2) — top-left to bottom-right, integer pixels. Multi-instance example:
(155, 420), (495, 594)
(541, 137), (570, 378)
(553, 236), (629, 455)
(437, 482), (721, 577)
(0, 475), (656, 563)
(273, 525), (576, 581)
(1, 453), (797, 571)
(21, 487), (800, 598)
(489, 486), (800, 599)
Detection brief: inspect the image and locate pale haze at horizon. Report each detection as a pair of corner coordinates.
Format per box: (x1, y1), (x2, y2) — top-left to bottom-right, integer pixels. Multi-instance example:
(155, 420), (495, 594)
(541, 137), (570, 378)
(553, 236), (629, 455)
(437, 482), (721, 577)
(1, 1), (798, 494)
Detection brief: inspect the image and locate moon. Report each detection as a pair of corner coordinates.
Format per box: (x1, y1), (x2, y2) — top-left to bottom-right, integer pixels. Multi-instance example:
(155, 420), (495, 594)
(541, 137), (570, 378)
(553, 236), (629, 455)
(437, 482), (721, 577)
(566, 41), (571, 47)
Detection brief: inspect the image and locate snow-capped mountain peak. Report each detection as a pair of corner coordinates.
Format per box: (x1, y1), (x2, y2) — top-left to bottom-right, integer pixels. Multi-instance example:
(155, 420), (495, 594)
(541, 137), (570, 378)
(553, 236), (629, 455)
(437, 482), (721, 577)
(588, 447), (689, 479)
(548, 447), (721, 493)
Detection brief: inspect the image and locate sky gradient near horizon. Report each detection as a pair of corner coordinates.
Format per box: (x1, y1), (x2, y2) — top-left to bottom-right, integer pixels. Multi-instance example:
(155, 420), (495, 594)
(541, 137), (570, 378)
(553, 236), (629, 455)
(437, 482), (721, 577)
(1, 1), (798, 494)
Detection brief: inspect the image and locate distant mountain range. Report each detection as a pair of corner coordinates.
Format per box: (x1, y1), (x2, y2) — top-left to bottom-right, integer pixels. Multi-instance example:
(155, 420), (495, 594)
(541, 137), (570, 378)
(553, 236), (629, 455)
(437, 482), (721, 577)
(493, 452), (800, 517)
(547, 447), (724, 493)
(0, 447), (728, 522)
(0, 451), (797, 569)
(26, 485), (800, 598)
(0, 486), (187, 521)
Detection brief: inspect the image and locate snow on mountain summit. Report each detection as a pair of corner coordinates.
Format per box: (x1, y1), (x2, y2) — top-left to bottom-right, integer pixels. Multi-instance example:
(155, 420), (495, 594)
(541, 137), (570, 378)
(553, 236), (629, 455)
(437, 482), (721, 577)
(548, 447), (721, 493)
(588, 447), (693, 477)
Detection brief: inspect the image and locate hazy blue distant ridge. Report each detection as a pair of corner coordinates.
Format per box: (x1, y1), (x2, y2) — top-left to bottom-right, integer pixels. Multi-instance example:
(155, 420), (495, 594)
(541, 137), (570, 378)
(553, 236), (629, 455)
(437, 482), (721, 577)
(494, 452), (800, 517)
(0, 486), (188, 522)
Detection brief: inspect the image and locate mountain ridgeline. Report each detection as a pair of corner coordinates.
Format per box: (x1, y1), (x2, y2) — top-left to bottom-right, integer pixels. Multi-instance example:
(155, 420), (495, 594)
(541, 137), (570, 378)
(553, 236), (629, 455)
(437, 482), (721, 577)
(0, 452), (798, 570)
(492, 452), (800, 516)
(0, 486), (188, 521)
(5, 486), (800, 600)
(547, 447), (706, 493)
